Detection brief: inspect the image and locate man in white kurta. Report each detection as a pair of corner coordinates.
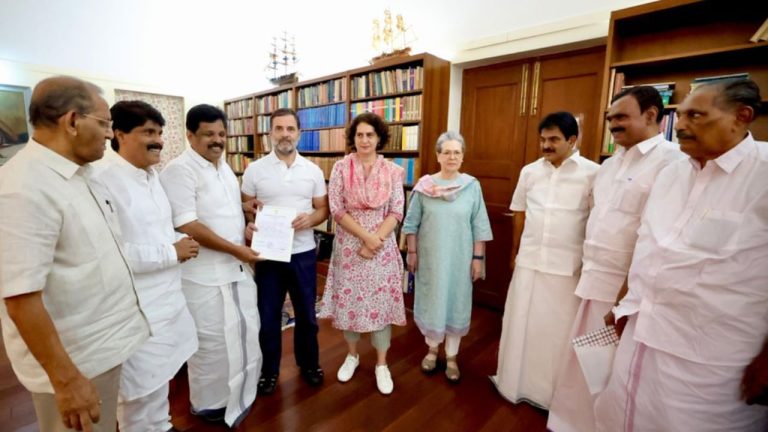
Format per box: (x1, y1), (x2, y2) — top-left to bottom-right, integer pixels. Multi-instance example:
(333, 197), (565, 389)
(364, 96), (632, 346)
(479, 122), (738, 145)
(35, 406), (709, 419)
(492, 112), (599, 408)
(92, 101), (200, 431)
(595, 79), (768, 431)
(160, 104), (262, 427)
(548, 87), (683, 432)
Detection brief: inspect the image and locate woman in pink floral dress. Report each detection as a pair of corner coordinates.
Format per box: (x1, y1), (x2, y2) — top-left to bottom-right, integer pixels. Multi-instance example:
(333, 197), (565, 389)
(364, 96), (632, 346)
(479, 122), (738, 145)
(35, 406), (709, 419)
(319, 112), (406, 395)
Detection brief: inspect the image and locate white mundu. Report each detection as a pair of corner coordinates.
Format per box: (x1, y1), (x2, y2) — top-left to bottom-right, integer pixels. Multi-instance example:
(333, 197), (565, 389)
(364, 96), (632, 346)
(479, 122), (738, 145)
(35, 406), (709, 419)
(160, 148), (261, 427)
(548, 133), (683, 432)
(92, 155), (198, 432)
(493, 150), (599, 409)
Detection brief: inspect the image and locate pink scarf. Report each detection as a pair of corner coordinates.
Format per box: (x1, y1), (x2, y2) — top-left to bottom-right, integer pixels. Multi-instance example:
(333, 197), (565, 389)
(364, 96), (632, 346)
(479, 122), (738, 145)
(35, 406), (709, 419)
(412, 173), (473, 202)
(341, 153), (394, 209)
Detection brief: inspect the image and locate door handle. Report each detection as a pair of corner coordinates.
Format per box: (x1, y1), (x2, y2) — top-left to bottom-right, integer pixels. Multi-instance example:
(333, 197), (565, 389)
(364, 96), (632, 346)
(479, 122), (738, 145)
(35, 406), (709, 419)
(531, 61), (541, 116)
(519, 63), (529, 116)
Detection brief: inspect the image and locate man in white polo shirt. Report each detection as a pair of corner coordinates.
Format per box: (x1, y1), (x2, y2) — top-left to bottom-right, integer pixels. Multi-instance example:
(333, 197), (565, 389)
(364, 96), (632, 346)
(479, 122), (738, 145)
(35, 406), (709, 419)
(160, 104), (261, 427)
(492, 111), (599, 409)
(595, 79), (768, 431)
(547, 86), (683, 432)
(241, 108), (329, 395)
(0, 76), (149, 432)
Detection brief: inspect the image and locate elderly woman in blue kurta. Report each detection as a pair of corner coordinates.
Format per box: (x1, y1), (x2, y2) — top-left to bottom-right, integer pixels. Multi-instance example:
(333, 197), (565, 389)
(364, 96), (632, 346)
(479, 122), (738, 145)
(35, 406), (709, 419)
(402, 131), (493, 383)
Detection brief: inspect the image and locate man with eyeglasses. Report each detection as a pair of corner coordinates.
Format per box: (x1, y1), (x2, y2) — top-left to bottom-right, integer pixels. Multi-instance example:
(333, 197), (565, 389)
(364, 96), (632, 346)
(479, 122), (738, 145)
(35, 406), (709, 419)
(160, 104), (262, 427)
(0, 76), (150, 432)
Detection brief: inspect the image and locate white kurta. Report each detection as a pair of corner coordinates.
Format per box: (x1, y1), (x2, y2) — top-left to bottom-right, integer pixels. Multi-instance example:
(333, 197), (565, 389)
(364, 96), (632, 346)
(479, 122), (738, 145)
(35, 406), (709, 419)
(493, 151), (599, 409)
(598, 134), (768, 431)
(160, 149), (262, 427)
(93, 156), (198, 403)
(548, 135), (682, 432)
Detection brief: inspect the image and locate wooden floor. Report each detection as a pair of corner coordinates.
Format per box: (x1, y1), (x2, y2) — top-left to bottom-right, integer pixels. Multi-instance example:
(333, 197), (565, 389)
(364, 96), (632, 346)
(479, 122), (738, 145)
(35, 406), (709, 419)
(1, 298), (547, 431)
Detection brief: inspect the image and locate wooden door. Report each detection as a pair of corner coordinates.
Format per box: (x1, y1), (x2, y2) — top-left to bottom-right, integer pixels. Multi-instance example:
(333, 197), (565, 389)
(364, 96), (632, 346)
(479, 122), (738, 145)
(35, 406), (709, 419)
(460, 62), (529, 309)
(524, 48), (607, 163)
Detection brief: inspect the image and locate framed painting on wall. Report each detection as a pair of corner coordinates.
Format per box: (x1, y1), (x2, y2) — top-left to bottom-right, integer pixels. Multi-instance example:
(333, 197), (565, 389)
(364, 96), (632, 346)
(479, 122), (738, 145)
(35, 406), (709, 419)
(0, 84), (32, 166)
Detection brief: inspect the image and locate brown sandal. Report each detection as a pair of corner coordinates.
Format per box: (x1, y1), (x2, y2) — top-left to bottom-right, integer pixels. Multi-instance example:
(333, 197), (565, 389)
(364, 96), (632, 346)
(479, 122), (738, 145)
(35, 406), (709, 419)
(445, 356), (460, 383)
(421, 347), (438, 373)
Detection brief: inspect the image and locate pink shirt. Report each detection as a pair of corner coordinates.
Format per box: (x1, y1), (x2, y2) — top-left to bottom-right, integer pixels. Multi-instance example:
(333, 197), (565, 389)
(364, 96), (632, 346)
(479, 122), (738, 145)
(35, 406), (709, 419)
(576, 134), (683, 302)
(617, 134), (768, 366)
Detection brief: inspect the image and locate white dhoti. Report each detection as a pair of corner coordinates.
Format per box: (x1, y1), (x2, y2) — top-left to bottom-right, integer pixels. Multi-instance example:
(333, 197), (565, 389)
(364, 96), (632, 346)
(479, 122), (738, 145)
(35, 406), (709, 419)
(492, 266), (580, 408)
(547, 298), (613, 432)
(118, 304), (198, 431)
(595, 315), (768, 432)
(183, 277), (262, 427)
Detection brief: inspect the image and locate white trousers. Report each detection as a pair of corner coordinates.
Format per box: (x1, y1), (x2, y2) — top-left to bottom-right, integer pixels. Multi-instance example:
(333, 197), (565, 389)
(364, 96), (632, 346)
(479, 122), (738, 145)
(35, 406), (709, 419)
(117, 382), (172, 432)
(426, 333), (462, 357)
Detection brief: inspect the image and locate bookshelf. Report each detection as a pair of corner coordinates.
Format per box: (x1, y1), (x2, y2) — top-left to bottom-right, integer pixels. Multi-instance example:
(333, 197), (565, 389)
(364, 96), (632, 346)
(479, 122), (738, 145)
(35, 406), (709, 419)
(223, 53), (450, 244)
(598, 0), (768, 158)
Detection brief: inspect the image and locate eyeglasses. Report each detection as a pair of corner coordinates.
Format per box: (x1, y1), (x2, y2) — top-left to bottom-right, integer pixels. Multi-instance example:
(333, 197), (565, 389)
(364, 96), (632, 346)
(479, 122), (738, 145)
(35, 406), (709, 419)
(80, 113), (113, 129)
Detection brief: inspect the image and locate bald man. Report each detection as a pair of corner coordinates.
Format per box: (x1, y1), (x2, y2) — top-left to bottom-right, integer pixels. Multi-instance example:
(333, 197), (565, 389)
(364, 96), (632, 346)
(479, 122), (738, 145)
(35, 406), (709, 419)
(0, 76), (149, 432)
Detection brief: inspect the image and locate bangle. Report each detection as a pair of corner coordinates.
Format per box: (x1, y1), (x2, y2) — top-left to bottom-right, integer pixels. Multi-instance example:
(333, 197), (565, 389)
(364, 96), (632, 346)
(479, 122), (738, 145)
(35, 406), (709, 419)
(472, 255), (484, 260)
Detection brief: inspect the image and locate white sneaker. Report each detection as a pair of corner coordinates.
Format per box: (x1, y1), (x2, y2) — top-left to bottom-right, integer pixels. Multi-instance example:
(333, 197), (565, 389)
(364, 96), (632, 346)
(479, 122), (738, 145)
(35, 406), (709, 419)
(337, 354), (359, 382)
(375, 364), (394, 395)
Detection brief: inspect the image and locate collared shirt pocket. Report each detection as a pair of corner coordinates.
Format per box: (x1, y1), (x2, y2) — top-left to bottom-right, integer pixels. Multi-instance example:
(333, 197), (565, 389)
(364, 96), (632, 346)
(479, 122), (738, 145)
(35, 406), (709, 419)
(612, 182), (650, 215)
(686, 209), (743, 252)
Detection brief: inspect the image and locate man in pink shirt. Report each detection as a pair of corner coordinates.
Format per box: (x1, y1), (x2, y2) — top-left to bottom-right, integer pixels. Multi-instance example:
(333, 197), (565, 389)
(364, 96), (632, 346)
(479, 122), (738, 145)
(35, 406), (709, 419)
(595, 79), (768, 431)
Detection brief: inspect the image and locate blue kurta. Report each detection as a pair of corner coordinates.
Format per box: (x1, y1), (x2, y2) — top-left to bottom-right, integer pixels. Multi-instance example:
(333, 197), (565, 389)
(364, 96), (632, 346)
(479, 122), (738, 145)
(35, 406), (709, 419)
(402, 174), (493, 339)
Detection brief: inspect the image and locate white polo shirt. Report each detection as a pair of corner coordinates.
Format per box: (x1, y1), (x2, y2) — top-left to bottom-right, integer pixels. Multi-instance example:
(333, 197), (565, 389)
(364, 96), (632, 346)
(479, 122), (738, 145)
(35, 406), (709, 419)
(617, 134), (768, 366)
(575, 134), (683, 302)
(511, 151), (600, 276)
(0, 140), (149, 393)
(241, 151), (327, 254)
(160, 148), (246, 286)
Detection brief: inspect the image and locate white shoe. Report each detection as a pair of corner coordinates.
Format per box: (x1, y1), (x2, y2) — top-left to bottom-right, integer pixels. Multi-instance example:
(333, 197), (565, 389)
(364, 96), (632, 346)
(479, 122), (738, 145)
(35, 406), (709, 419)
(375, 364), (393, 395)
(337, 354), (359, 382)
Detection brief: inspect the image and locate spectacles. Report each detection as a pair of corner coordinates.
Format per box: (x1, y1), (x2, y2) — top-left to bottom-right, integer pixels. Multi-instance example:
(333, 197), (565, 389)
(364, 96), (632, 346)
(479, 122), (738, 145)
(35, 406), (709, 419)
(80, 113), (113, 129)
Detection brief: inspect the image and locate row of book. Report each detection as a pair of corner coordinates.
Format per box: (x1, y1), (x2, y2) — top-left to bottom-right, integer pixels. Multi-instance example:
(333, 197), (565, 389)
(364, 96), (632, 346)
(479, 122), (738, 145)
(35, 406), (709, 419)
(257, 135), (272, 153)
(386, 125), (419, 151)
(226, 153), (253, 174)
(297, 78), (347, 108)
(226, 136), (252, 153)
(349, 95), (422, 122)
(387, 157), (421, 186)
(297, 128), (346, 152)
(297, 103), (347, 129)
(351, 66), (423, 99)
(226, 118), (254, 135)
(304, 156), (343, 180)
(256, 90), (293, 113)
(225, 99), (253, 118)
(256, 115), (271, 133)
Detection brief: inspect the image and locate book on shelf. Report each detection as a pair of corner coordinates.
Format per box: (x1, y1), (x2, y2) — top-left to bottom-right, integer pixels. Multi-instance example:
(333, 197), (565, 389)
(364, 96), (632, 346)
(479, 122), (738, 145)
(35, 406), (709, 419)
(257, 90), (293, 113)
(227, 136), (251, 153)
(297, 78), (347, 108)
(351, 66), (424, 99)
(297, 128), (346, 152)
(303, 156), (343, 180)
(350, 95), (422, 122)
(297, 103), (347, 129)
(226, 153), (253, 174)
(225, 99), (254, 118)
(384, 125), (420, 151)
(259, 135), (273, 153)
(387, 157), (421, 186)
(256, 116), (271, 133)
(226, 118), (254, 135)
(750, 18), (768, 43)
(621, 82), (675, 107)
(689, 73), (750, 93)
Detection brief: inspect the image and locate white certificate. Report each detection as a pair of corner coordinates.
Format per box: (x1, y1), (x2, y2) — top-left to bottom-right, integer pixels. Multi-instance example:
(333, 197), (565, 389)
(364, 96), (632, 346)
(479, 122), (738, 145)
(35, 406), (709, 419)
(251, 205), (296, 262)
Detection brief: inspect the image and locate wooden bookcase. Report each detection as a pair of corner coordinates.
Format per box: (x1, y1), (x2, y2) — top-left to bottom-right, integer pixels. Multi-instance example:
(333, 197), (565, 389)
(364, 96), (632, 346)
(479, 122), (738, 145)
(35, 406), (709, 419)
(223, 52), (450, 241)
(598, 0), (768, 157)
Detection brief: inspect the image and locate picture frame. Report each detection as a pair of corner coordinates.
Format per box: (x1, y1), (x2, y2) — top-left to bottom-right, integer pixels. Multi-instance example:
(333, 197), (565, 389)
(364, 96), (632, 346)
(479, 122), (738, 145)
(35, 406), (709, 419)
(0, 84), (32, 165)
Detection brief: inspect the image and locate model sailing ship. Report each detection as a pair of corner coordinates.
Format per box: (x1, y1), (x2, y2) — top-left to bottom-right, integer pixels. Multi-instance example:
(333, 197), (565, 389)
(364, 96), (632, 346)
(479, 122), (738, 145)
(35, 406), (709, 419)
(371, 9), (416, 64)
(267, 31), (299, 86)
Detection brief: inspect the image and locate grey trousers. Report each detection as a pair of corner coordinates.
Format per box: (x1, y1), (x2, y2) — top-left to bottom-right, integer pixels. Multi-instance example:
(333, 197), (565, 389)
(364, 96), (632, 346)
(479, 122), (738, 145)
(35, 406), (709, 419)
(31, 365), (122, 432)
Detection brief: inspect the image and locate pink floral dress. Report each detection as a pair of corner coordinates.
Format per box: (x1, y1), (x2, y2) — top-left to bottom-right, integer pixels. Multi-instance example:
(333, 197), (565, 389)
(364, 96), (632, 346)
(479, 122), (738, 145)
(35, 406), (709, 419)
(318, 154), (407, 332)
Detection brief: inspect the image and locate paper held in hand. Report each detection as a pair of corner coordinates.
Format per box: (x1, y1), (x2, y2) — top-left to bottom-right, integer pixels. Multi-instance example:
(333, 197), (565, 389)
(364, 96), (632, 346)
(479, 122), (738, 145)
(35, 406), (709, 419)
(251, 205), (296, 262)
(572, 325), (620, 395)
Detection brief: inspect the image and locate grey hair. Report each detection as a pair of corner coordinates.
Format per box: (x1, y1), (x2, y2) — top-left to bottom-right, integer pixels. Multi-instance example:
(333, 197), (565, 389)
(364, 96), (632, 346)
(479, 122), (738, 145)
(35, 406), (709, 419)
(29, 76), (103, 128)
(435, 131), (466, 153)
(697, 78), (761, 114)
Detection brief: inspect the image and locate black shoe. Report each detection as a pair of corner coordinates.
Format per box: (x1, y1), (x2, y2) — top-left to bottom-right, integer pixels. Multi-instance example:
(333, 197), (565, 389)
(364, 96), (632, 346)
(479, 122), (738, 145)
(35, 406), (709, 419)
(301, 367), (324, 387)
(191, 406), (226, 423)
(258, 373), (279, 395)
